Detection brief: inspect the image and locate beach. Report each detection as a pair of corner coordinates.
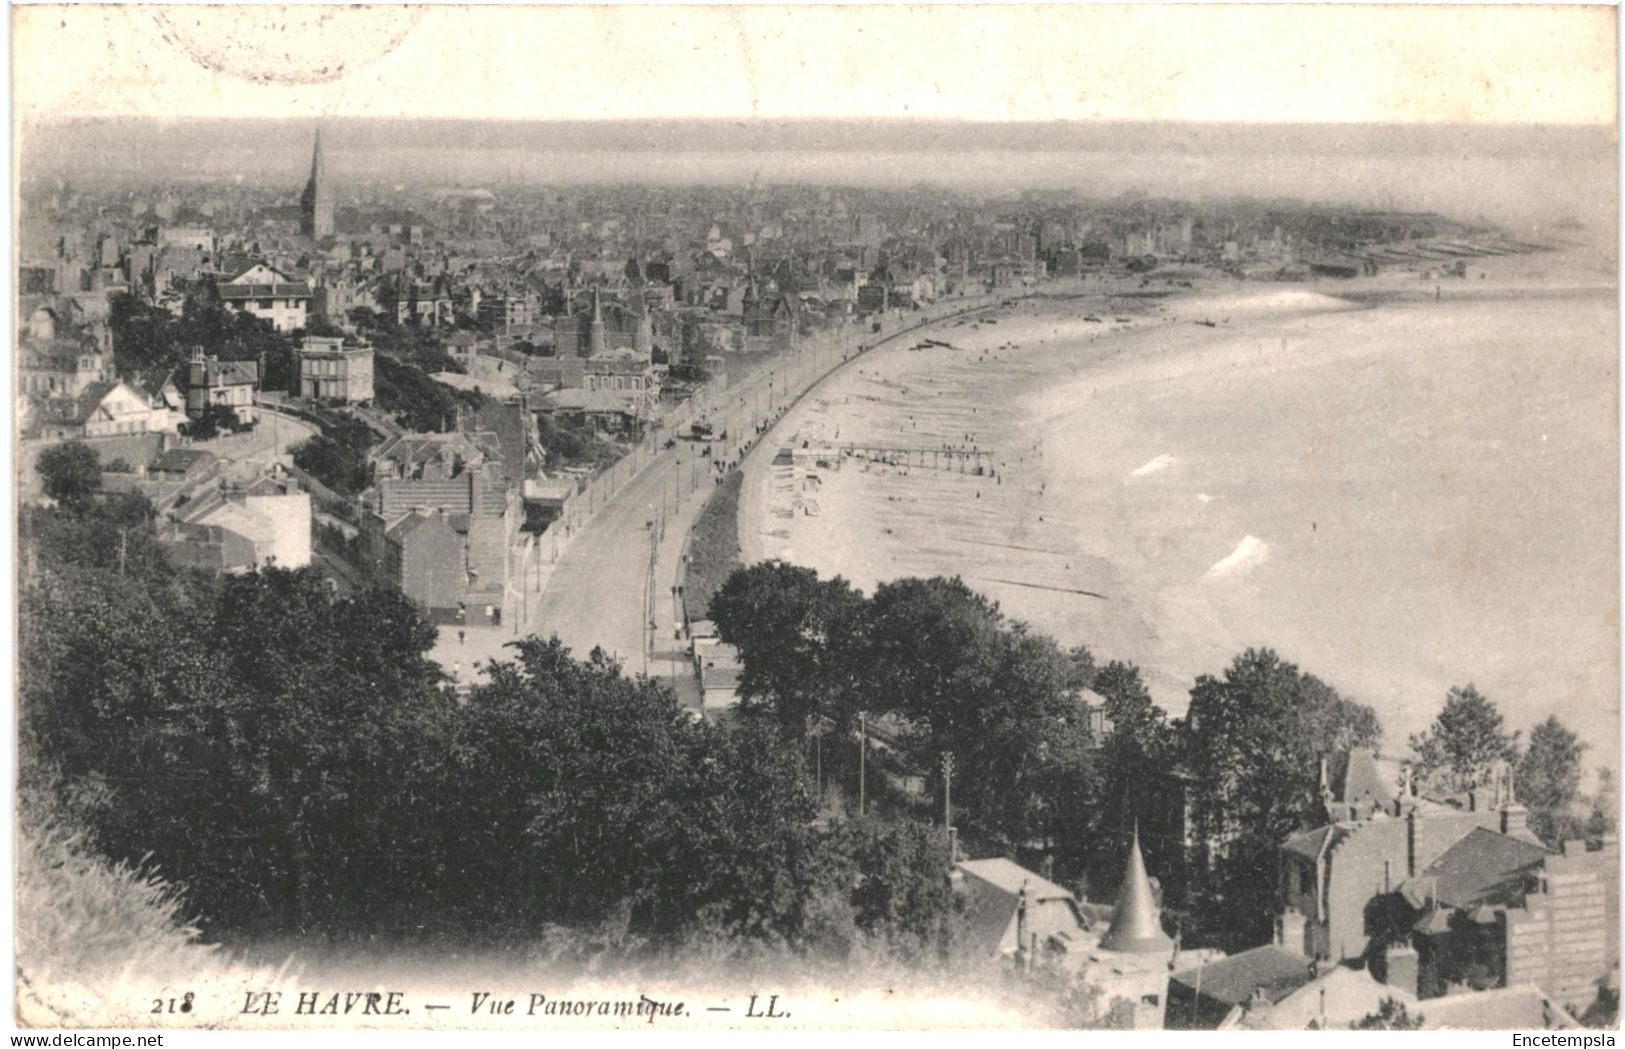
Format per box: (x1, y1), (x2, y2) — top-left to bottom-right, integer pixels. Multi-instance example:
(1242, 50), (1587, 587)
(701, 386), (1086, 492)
(737, 253), (1619, 753)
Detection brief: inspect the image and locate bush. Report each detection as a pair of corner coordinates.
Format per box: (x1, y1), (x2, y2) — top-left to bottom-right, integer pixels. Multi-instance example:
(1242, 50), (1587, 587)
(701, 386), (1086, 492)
(683, 470), (743, 618)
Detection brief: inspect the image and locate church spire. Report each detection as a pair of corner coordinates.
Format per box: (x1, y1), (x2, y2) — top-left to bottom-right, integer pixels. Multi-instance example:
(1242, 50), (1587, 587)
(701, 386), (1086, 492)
(1100, 823), (1175, 954)
(588, 286), (606, 355)
(300, 127), (334, 239)
(310, 126), (325, 183)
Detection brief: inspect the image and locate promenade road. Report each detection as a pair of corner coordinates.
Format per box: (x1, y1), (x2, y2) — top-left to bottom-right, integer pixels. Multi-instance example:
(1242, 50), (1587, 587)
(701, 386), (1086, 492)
(440, 289), (1033, 689)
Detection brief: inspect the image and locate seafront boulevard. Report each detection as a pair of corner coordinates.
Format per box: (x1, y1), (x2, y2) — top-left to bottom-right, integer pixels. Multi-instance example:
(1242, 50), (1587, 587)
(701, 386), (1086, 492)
(430, 287), (1042, 687)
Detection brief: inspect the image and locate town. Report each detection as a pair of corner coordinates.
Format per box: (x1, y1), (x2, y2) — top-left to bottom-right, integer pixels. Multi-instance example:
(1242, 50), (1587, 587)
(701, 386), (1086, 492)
(16, 127), (1616, 1032)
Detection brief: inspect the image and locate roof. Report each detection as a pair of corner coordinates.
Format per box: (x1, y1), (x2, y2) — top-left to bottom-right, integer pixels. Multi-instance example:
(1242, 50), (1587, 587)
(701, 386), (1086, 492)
(1100, 827), (1175, 954)
(539, 388), (636, 414)
(1230, 964), (1417, 1030)
(374, 431), (504, 470)
(218, 282), (312, 299)
(1418, 985), (1580, 1031)
(956, 858), (1074, 902)
(193, 358), (259, 387)
(1413, 827), (1549, 910)
(160, 522), (259, 573)
(38, 381), (134, 426)
(955, 857), (1083, 957)
(385, 509), (458, 541)
(1171, 945), (1316, 1007)
(153, 449), (218, 473)
(1331, 749), (1398, 810)
(376, 473), (508, 518)
(1282, 824), (1349, 861)
(700, 664), (743, 691)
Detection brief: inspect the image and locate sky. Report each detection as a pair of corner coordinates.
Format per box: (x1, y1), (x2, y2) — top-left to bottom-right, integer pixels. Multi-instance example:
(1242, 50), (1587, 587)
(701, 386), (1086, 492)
(13, 4), (1620, 127)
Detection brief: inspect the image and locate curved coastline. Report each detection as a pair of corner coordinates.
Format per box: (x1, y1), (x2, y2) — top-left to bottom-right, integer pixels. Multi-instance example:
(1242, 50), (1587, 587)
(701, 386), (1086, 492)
(729, 256), (1619, 753)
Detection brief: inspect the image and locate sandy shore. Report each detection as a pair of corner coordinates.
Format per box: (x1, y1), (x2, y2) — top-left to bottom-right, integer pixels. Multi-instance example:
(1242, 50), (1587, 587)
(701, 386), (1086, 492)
(737, 251), (1618, 751)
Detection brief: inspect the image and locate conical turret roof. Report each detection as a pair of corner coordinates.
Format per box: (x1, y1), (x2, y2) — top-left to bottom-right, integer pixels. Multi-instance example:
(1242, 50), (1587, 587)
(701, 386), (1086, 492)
(1100, 824), (1175, 954)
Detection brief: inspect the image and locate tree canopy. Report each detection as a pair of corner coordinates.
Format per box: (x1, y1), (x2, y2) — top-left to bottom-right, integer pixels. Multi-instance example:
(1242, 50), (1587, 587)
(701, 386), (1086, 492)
(1181, 648), (1382, 949)
(1519, 715), (1587, 847)
(1409, 684), (1520, 794)
(36, 442), (102, 509)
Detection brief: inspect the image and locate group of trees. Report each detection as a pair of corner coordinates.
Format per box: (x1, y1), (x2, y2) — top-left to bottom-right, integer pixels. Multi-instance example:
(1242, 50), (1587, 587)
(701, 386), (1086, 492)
(710, 568), (1088, 836)
(109, 287), (294, 391)
(705, 561), (1611, 954)
(20, 494), (960, 959)
(290, 414), (377, 497)
(1410, 685), (1612, 849)
(21, 444), (1612, 976)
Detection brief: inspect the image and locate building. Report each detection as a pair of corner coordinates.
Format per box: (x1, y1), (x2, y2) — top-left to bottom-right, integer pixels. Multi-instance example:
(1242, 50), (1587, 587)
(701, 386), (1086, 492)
(742, 279), (800, 353)
(364, 431), (518, 622)
(218, 262), (312, 333)
(29, 381), (172, 440)
(476, 291), (538, 331)
(1167, 945), (1321, 1029)
(167, 471), (312, 571)
(181, 348), (258, 426)
(380, 509), (467, 612)
(582, 348), (661, 416)
(294, 334), (374, 404)
(300, 129), (334, 239)
(688, 619), (742, 716)
(1219, 962), (1418, 1030)
(957, 832), (1213, 1029)
(1277, 751), (1619, 1015)
(957, 857), (1089, 960)
(19, 338), (112, 399)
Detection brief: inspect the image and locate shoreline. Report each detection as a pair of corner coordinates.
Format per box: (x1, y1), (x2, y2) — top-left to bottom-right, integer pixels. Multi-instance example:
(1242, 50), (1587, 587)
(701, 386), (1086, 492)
(729, 257), (1618, 750)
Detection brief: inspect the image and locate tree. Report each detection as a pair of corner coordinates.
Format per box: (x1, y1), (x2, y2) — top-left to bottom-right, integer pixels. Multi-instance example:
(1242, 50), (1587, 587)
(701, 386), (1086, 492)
(1084, 661), (1176, 890)
(185, 402), (243, 441)
(708, 561), (869, 732)
(20, 562), (457, 935)
(1519, 716), (1587, 847)
(1410, 684), (1520, 793)
(1181, 649), (1382, 950)
(36, 443), (102, 509)
(828, 817), (961, 957)
(864, 576), (1086, 850)
(290, 418), (373, 496)
(374, 353), (481, 432)
(1583, 766), (1617, 847)
(454, 637), (833, 944)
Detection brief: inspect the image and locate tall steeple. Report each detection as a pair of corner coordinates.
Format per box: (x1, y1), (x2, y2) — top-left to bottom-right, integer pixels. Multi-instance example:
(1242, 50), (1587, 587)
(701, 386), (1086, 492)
(300, 128), (334, 239)
(1100, 824), (1175, 954)
(588, 287), (607, 356)
(633, 295), (653, 358)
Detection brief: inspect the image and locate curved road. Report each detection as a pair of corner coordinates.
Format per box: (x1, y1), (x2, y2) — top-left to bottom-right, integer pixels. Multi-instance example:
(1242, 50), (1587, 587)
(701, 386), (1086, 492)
(524, 293), (1025, 676)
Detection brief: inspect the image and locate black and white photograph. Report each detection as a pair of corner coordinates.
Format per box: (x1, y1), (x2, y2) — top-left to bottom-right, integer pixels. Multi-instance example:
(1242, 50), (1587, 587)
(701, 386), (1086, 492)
(10, 2), (1621, 1033)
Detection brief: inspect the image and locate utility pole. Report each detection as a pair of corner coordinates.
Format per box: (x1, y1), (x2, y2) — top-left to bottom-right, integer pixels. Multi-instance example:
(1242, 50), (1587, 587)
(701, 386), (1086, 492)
(942, 751), (956, 862)
(815, 727), (823, 806)
(858, 711), (867, 817)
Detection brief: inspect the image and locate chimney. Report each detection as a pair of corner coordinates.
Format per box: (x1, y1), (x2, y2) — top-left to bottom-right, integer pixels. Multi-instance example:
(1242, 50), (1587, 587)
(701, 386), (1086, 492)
(1278, 909), (1308, 954)
(1406, 808), (1425, 877)
(1382, 944), (1419, 996)
(1500, 802), (1530, 839)
(1014, 880), (1029, 966)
